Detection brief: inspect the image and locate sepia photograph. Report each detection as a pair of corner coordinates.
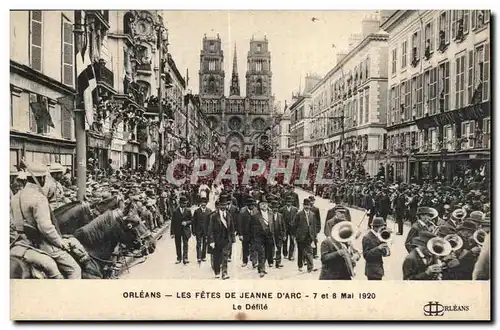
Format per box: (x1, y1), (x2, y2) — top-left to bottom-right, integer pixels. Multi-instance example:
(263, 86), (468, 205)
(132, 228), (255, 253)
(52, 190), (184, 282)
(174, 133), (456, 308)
(8, 7), (492, 321)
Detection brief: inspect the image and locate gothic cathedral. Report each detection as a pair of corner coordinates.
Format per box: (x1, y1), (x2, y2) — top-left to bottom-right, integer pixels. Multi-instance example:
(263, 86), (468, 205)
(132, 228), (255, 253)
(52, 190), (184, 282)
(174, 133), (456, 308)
(198, 34), (273, 158)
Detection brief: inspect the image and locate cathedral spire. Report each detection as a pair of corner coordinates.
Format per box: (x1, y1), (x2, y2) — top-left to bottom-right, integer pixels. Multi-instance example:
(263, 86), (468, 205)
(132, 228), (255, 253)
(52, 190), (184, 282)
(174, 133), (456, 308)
(230, 43), (240, 96)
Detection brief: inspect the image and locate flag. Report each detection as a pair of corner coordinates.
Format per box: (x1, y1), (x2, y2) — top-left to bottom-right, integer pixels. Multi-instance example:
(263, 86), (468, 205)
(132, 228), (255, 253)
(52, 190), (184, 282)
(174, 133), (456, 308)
(30, 97), (55, 128)
(76, 20), (97, 130)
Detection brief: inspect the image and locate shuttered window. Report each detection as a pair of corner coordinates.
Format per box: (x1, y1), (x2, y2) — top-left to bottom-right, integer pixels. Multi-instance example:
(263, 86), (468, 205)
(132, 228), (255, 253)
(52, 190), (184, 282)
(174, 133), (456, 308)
(467, 50), (474, 103)
(62, 16), (74, 86)
(30, 11), (43, 71)
(482, 43), (490, 102)
(61, 105), (72, 139)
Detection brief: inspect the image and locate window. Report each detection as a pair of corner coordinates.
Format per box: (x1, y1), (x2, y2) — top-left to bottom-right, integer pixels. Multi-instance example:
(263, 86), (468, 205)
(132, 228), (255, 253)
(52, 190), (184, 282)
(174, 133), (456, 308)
(365, 57), (370, 79)
(472, 10), (490, 31)
(10, 92), (13, 127)
(483, 117), (490, 148)
(461, 120), (475, 149)
(404, 80), (411, 121)
(61, 15), (74, 86)
(439, 11), (450, 48)
(467, 50), (474, 103)
(429, 68), (438, 114)
(418, 130), (424, 149)
(359, 93), (364, 125)
(430, 128), (437, 150)
(209, 42), (215, 51)
(424, 21), (434, 54)
(399, 82), (405, 121)
(364, 89), (369, 124)
(30, 11), (43, 71)
(394, 84), (400, 123)
(439, 61), (450, 111)
(411, 30), (420, 63)
(257, 44), (262, 52)
(353, 98), (358, 126)
(415, 74), (423, 118)
(391, 48), (397, 75)
(423, 70), (430, 114)
(359, 62), (364, 82)
(452, 10), (469, 40)
(401, 41), (407, 68)
(29, 93), (49, 134)
(61, 103), (72, 139)
(480, 43), (490, 102)
(443, 125), (453, 150)
(388, 86), (394, 124)
(455, 55), (466, 109)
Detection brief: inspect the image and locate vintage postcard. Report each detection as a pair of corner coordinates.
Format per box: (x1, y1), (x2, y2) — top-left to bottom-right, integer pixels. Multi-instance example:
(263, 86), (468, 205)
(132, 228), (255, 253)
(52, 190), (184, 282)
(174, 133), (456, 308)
(9, 9), (491, 321)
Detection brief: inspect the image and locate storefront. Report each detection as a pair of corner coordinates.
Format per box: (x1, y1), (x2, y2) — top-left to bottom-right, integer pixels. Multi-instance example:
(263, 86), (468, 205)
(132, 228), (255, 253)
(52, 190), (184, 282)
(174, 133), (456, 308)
(110, 141), (123, 169)
(87, 133), (109, 169)
(10, 131), (75, 174)
(123, 142), (139, 169)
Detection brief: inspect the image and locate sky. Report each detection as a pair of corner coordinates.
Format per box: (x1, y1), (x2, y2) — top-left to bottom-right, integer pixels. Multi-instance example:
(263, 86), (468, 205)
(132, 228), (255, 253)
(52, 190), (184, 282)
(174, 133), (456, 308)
(163, 10), (374, 109)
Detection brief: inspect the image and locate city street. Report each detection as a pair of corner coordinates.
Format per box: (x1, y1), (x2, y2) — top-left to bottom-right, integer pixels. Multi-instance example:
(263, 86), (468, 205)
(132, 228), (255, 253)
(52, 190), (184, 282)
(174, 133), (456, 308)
(121, 188), (410, 280)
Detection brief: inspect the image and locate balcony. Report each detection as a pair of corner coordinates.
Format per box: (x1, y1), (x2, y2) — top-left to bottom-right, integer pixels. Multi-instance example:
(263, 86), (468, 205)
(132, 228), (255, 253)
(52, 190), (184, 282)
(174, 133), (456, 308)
(94, 62), (115, 93)
(136, 62), (152, 73)
(86, 10), (110, 31)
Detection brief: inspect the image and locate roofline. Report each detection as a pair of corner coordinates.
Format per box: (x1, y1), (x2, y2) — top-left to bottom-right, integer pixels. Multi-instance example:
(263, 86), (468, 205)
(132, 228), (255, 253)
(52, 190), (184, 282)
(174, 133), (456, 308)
(309, 33), (389, 94)
(380, 10), (416, 32)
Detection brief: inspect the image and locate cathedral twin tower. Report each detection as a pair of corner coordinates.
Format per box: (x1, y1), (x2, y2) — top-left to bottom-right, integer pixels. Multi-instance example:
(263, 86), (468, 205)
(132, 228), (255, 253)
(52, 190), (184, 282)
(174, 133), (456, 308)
(199, 34), (273, 158)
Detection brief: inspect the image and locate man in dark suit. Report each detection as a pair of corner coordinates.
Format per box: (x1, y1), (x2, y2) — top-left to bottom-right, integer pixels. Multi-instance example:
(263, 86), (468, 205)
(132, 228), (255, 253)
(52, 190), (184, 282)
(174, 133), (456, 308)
(377, 189), (391, 222)
(192, 197), (212, 263)
(170, 195), (192, 264)
(291, 198), (318, 273)
(365, 191), (376, 229)
(284, 185), (300, 208)
(270, 199), (286, 268)
(362, 217), (389, 280)
(308, 196), (321, 259)
(402, 232), (443, 280)
(394, 189), (406, 235)
(279, 195), (298, 261)
(250, 196), (275, 277)
(207, 194), (235, 279)
(237, 195), (257, 268)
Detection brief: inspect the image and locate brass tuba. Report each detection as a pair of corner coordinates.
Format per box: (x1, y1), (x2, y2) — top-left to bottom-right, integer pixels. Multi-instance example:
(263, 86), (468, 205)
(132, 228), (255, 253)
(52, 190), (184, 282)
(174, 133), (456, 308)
(416, 207), (439, 234)
(444, 234), (464, 252)
(472, 229), (487, 248)
(376, 227), (392, 257)
(331, 221), (356, 243)
(427, 237), (453, 257)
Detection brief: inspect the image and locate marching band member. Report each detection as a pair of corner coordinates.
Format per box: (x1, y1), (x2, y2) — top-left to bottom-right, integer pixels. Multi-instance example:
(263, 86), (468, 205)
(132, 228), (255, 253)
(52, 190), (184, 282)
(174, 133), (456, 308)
(280, 195), (298, 261)
(291, 198), (318, 273)
(319, 216), (359, 280)
(472, 233), (490, 280)
(208, 195), (235, 280)
(452, 220), (481, 280)
(362, 217), (390, 280)
(402, 232), (443, 280)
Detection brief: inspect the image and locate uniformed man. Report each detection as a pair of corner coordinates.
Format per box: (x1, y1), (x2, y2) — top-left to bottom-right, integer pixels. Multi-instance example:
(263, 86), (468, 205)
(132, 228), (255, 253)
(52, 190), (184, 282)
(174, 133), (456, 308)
(44, 162), (66, 209)
(11, 162), (81, 279)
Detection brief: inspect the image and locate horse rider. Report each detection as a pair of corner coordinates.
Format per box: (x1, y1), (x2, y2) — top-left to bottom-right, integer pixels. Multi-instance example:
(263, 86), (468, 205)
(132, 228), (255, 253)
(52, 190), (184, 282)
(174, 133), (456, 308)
(44, 162), (66, 209)
(11, 162), (81, 279)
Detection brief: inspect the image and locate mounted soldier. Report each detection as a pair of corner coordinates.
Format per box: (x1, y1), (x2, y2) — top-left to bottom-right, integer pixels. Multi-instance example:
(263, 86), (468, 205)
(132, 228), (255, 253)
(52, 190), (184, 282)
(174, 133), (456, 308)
(11, 162), (81, 279)
(44, 162), (66, 209)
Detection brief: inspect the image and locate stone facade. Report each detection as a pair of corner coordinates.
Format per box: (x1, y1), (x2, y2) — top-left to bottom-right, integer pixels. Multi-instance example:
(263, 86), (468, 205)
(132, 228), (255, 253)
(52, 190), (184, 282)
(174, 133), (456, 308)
(198, 34), (274, 158)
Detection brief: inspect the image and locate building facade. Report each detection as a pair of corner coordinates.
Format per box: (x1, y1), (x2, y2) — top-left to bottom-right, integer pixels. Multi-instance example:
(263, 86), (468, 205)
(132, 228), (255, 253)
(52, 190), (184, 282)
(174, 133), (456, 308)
(273, 103), (291, 159)
(10, 10), (78, 174)
(10, 10), (208, 177)
(307, 14), (390, 177)
(382, 10), (491, 183)
(198, 35), (274, 158)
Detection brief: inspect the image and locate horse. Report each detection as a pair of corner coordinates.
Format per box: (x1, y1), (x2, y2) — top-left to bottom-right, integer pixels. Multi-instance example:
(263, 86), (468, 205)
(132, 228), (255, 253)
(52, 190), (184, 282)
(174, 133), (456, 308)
(10, 209), (153, 279)
(54, 201), (94, 235)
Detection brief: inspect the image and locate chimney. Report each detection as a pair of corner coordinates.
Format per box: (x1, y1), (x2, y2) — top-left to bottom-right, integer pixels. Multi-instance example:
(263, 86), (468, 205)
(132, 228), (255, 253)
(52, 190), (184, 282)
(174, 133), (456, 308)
(304, 73), (322, 94)
(361, 13), (381, 39)
(348, 33), (362, 51)
(379, 10), (396, 25)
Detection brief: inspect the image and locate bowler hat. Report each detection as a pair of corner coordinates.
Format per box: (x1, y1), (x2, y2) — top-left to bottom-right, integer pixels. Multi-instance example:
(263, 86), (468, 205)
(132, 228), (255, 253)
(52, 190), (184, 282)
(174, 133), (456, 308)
(308, 196), (315, 201)
(179, 196), (188, 204)
(285, 195), (293, 202)
(258, 195), (269, 204)
(457, 220), (477, 232)
(199, 197), (208, 203)
(218, 194), (230, 204)
(469, 211), (485, 222)
(372, 217), (385, 229)
(303, 198), (311, 206)
(413, 232), (436, 247)
(245, 196), (255, 205)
